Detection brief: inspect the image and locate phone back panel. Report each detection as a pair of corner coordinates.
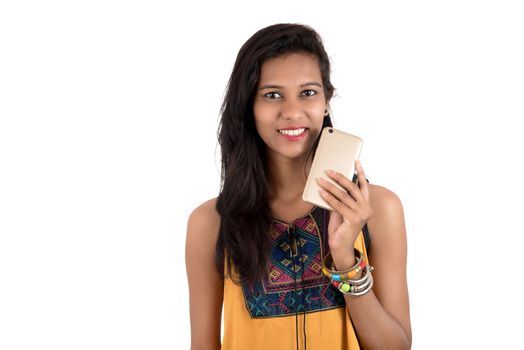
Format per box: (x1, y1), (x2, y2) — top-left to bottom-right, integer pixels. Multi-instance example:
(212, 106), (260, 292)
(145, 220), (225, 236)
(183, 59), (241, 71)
(302, 127), (363, 211)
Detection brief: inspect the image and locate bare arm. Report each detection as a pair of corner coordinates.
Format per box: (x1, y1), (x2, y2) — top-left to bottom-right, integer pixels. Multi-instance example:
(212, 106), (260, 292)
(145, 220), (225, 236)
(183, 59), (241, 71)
(185, 198), (223, 350)
(334, 185), (412, 349)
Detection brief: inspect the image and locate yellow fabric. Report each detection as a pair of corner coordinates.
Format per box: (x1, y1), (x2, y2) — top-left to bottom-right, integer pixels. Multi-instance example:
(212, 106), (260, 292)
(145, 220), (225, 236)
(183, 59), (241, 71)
(221, 230), (370, 350)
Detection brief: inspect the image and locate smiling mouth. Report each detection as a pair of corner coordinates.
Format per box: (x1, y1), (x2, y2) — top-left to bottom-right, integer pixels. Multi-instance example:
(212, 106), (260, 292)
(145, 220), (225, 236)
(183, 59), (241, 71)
(277, 128), (307, 136)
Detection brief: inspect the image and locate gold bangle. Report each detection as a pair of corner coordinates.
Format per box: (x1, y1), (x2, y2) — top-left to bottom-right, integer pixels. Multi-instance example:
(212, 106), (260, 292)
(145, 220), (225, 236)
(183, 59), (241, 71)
(321, 248), (366, 281)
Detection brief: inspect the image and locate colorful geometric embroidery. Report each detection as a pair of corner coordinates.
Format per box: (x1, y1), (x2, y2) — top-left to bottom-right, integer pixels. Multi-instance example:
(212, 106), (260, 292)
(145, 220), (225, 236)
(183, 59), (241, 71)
(241, 206), (347, 318)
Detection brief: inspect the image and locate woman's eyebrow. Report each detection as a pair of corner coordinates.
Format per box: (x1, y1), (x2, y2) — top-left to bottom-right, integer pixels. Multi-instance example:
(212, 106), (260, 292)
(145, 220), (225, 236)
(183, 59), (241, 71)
(258, 82), (323, 90)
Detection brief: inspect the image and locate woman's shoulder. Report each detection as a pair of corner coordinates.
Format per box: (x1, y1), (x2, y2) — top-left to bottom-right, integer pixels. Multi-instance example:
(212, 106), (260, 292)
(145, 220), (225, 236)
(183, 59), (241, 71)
(189, 196), (220, 220)
(186, 198), (221, 263)
(367, 183), (402, 208)
(187, 197), (221, 238)
(365, 182), (406, 248)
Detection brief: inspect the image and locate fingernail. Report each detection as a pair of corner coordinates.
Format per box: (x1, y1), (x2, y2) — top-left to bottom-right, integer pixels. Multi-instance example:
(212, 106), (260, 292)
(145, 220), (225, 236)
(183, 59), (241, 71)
(327, 169), (336, 175)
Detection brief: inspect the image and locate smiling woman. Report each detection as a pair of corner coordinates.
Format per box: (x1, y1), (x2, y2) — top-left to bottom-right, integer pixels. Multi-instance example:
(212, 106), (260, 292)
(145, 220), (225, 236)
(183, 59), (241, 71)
(254, 53), (327, 162)
(185, 23), (412, 350)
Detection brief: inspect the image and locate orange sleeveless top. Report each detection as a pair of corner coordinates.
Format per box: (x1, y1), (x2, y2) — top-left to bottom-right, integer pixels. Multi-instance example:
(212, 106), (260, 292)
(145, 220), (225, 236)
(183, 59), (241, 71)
(221, 205), (371, 350)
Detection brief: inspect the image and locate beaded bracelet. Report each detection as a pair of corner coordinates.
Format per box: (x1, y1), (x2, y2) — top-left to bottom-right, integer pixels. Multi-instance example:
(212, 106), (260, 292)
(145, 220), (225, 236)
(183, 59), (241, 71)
(337, 274), (373, 297)
(322, 248), (366, 281)
(331, 264), (375, 296)
(321, 248), (375, 297)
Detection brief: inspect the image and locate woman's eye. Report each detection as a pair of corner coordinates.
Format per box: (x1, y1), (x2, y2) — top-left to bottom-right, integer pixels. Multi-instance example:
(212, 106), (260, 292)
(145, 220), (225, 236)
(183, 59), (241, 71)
(264, 92), (282, 99)
(303, 89), (317, 97)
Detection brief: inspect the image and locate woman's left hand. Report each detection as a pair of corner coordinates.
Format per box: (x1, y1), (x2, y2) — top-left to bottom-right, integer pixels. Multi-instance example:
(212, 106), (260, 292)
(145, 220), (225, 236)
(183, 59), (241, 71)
(316, 160), (373, 256)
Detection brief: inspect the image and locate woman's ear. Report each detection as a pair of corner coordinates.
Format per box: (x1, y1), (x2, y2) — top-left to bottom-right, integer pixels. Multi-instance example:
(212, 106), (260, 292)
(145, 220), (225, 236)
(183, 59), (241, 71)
(324, 105), (331, 116)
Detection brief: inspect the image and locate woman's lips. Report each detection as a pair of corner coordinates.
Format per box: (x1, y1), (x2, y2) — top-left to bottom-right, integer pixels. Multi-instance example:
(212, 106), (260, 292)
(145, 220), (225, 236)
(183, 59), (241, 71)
(277, 128), (308, 141)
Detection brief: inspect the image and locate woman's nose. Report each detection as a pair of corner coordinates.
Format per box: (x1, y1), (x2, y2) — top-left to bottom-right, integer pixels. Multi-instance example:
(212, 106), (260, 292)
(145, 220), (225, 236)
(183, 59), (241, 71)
(280, 98), (304, 119)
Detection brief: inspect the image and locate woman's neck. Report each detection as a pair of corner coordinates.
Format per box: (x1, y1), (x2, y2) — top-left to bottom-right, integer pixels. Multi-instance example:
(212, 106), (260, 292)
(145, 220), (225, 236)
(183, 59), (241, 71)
(267, 154), (312, 203)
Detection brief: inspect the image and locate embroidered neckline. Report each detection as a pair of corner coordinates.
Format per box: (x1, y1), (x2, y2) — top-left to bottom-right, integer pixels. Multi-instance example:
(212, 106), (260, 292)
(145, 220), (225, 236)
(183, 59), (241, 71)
(240, 203), (343, 318)
(270, 204), (319, 226)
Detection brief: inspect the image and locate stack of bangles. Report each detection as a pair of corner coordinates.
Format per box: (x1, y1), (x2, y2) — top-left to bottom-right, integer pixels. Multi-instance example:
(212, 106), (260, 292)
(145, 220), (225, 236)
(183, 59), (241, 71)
(321, 248), (374, 297)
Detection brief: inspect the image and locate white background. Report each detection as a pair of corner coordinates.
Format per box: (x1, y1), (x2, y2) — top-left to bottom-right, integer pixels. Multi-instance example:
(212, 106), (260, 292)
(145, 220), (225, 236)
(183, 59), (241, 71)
(1, 0), (523, 349)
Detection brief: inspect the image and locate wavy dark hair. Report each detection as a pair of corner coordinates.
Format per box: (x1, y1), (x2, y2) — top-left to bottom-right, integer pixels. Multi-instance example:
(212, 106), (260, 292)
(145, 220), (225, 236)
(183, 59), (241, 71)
(215, 23), (336, 285)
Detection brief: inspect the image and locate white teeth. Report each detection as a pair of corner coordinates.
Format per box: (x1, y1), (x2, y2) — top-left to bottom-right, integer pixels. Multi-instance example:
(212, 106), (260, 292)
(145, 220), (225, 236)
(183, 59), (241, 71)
(278, 128), (306, 136)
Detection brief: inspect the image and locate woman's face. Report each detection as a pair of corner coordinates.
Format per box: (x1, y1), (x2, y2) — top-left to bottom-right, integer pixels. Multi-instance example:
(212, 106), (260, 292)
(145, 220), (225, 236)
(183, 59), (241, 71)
(253, 52), (328, 162)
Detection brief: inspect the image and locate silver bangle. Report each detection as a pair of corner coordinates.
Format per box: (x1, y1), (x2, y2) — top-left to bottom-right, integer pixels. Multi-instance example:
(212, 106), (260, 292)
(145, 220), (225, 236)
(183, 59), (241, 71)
(346, 274), (374, 297)
(353, 272), (372, 292)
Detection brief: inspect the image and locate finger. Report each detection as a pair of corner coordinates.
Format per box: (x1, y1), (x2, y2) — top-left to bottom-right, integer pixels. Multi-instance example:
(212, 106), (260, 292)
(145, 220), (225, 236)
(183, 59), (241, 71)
(318, 185), (357, 219)
(317, 176), (358, 211)
(355, 160), (370, 199)
(325, 169), (365, 204)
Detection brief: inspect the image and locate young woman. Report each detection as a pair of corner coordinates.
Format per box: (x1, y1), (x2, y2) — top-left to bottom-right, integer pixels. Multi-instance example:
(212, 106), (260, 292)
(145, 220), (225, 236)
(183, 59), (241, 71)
(186, 23), (412, 350)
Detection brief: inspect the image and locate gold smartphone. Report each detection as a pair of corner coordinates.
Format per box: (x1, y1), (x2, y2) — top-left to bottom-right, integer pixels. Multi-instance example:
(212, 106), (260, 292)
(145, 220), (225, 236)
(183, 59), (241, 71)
(302, 127), (363, 211)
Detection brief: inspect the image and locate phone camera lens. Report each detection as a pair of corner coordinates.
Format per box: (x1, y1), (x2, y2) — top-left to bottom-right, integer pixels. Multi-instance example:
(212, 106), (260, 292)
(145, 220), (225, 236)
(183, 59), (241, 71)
(328, 128), (333, 133)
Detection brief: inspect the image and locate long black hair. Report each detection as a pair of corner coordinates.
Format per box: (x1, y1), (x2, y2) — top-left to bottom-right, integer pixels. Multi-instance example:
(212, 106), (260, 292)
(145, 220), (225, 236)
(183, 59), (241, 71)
(215, 23), (336, 285)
